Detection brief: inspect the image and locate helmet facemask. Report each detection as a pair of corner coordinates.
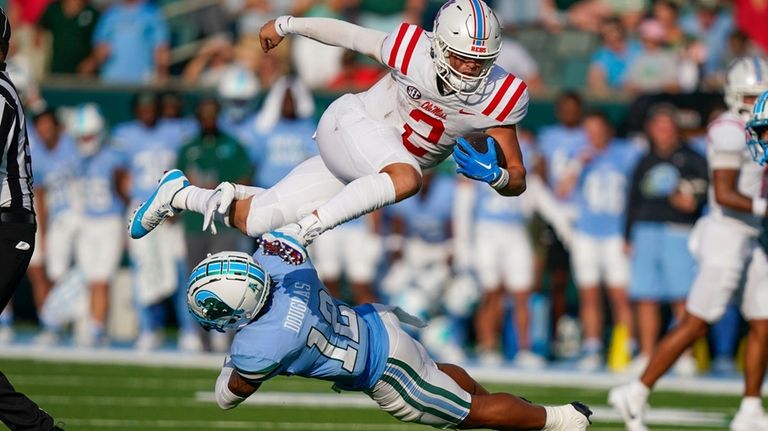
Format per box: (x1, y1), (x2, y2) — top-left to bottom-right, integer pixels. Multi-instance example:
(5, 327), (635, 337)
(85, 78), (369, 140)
(433, 36), (499, 95)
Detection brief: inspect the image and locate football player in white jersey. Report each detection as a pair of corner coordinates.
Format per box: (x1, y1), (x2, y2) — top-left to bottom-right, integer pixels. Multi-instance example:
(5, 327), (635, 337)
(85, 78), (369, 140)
(128, 0), (529, 266)
(609, 57), (768, 431)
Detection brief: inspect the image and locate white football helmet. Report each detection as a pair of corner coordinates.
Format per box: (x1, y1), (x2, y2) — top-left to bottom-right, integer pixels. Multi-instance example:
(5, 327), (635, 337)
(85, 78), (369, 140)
(725, 56), (768, 121)
(67, 103), (105, 157)
(218, 65), (259, 122)
(432, 0), (502, 95)
(187, 251), (271, 333)
(746, 89), (768, 165)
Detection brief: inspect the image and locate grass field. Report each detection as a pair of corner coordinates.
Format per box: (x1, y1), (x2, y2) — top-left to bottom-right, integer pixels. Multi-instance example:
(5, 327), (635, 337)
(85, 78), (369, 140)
(0, 357), (744, 431)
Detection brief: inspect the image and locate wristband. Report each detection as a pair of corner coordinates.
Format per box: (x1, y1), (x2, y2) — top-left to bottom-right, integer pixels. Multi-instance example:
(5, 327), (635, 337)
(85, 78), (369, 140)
(275, 15), (292, 37)
(490, 169), (510, 190)
(753, 197), (768, 217)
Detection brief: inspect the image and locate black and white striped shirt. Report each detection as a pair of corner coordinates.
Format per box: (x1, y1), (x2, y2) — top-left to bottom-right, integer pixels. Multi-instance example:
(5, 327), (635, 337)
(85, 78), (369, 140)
(0, 64), (33, 211)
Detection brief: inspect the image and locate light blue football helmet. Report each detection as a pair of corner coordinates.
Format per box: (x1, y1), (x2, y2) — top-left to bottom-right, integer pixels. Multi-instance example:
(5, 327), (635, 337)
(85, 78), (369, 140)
(186, 252), (271, 333)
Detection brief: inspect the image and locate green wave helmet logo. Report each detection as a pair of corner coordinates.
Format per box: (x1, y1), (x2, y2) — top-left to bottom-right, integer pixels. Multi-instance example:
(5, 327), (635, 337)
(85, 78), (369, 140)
(194, 290), (240, 321)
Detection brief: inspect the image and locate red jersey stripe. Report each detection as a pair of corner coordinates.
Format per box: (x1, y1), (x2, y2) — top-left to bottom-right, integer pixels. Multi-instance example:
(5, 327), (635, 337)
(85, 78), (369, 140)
(401, 27), (423, 75)
(482, 74), (515, 117)
(388, 23), (409, 69)
(496, 81), (528, 122)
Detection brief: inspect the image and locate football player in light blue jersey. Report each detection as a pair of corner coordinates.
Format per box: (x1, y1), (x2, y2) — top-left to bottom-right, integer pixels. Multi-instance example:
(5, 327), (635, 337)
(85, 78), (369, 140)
(535, 91), (588, 330)
(114, 92), (195, 351)
(457, 139), (544, 368)
(69, 104), (127, 346)
(17, 110), (79, 342)
(557, 110), (640, 372)
(380, 171), (465, 362)
(189, 249), (592, 430)
(28, 110), (80, 285)
(246, 76), (318, 188)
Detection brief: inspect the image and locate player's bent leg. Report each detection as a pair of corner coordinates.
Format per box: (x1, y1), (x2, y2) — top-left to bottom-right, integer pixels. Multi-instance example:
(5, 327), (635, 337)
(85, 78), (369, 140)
(639, 312), (709, 388)
(437, 363), (489, 396)
(743, 319), (768, 397)
(264, 163), (420, 264)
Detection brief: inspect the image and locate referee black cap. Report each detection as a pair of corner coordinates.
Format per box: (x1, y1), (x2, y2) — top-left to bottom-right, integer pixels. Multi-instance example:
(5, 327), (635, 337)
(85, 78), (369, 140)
(0, 8), (10, 42)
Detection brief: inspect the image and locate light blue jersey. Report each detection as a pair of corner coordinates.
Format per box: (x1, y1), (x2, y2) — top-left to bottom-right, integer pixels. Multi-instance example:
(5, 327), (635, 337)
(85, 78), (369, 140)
(474, 141), (536, 224)
(78, 146), (125, 217)
(218, 114), (255, 147)
(230, 251), (388, 391)
(387, 175), (455, 243)
(246, 118), (318, 188)
(573, 141), (641, 237)
(538, 125), (587, 192)
(29, 134), (79, 219)
(113, 121), (187, 202)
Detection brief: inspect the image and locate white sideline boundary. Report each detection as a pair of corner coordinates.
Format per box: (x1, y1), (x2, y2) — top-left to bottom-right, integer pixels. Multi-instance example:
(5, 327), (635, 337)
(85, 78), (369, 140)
(0, 345), (761, 395)
(195, 391), (729, 427)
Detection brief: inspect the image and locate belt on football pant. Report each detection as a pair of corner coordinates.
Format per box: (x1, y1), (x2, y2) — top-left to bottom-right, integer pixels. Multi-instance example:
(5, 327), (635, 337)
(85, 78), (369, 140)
(0, 209), (35, 225)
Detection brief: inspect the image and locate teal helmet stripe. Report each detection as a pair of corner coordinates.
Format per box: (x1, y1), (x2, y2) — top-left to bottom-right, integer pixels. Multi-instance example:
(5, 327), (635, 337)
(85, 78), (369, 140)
(757, 90), (768, 114)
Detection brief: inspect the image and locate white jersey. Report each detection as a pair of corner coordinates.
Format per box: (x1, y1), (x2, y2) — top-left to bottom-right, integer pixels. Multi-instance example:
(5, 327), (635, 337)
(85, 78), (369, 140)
(706, 112), (768, 230)
(358, 23), (529, 169)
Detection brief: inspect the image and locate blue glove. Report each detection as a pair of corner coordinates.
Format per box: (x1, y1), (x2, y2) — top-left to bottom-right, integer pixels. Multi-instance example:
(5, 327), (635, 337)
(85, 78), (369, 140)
(453, 136), (502, 184)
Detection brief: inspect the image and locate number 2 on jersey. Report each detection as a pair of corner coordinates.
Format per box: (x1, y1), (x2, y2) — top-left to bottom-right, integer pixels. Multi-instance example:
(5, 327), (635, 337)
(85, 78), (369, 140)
(306, 290), (359, 372)
(401, 109), (445, 156)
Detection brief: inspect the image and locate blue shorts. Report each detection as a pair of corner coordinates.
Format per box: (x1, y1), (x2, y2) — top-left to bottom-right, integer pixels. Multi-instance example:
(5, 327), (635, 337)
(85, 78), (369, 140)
(629, 222), (696, 301)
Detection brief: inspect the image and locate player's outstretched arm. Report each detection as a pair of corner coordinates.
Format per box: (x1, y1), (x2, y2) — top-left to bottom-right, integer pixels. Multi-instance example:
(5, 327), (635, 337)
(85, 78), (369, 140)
(260, 16), (387, 63)
(215, 357), (261, 410)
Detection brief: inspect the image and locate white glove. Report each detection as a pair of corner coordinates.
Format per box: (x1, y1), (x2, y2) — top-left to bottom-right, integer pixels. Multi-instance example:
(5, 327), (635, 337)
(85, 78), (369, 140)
(202, 182), (253, 235)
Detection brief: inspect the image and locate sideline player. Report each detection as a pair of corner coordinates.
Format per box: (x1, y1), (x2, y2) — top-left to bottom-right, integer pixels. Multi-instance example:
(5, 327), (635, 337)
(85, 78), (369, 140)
(609, 57), (768, 431)
(129, 0), (529, 265)
(188, 248), (592, 430)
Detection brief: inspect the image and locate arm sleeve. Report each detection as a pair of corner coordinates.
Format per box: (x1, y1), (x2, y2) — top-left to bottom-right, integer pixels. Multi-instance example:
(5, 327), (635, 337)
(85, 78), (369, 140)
(276, 16), (387, 63)
(708, 120), (745, 170)
(215, 357), (246, 410)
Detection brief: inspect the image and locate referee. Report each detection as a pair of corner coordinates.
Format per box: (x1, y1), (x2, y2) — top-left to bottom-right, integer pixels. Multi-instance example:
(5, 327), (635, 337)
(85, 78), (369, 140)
(0, 8), (63, 431)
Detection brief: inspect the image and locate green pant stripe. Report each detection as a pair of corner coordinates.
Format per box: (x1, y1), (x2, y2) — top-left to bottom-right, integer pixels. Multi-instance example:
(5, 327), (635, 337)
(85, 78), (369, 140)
(386, 358), (472, 408)
(380, 374), (463, 424)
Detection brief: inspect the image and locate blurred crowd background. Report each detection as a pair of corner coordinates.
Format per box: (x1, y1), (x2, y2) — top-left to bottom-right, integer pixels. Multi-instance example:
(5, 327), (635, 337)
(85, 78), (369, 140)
(2, 0), (765, 377)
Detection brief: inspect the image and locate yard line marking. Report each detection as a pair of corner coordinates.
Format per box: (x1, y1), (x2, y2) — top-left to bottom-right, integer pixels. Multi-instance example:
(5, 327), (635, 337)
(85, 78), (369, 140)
(59, 418), (419, 430)
(195, 392), (730, 427)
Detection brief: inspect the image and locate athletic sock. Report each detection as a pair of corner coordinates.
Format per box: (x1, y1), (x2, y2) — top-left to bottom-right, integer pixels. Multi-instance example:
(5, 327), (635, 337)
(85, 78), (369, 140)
(315, 173), (396, 230)
(172, 186), (216, 214)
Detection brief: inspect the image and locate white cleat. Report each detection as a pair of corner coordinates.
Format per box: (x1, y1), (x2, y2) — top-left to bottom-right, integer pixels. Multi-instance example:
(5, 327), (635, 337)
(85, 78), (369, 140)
(259, 216), (324, 265)
(128, 169), (189, 239)
(608, 385), (649, 431)
(730, 411), (768, 431)
(546, 402), (593, 430)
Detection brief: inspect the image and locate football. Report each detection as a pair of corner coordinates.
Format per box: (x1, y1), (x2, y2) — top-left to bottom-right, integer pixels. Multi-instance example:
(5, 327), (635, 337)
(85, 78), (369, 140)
(457, 132), (507, 168)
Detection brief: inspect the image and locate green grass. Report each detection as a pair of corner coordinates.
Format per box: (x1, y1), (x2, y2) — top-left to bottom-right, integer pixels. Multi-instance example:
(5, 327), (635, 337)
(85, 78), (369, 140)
(0, 359), (738, 431)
